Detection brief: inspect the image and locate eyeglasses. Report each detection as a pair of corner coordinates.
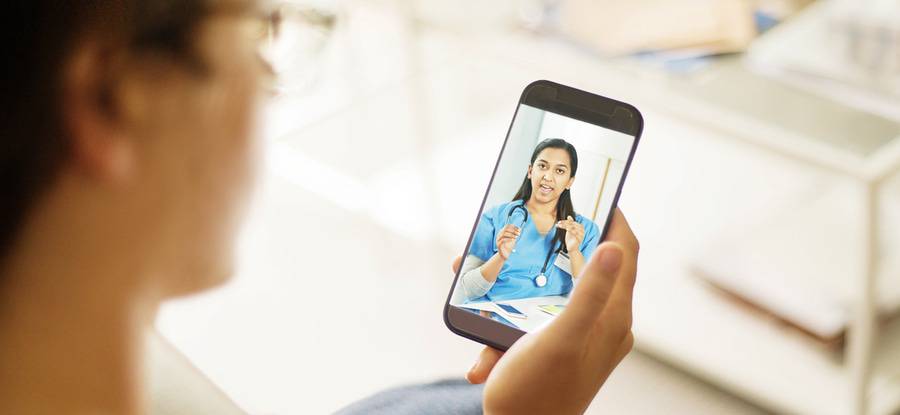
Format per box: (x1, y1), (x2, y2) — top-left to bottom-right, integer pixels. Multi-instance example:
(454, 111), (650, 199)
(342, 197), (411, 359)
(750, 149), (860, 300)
(248, 3), (338, 94)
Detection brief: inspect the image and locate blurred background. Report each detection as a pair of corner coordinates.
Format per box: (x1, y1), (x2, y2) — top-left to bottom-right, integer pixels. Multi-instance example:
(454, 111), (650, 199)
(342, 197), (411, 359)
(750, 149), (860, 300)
(151, 0), (900, 413)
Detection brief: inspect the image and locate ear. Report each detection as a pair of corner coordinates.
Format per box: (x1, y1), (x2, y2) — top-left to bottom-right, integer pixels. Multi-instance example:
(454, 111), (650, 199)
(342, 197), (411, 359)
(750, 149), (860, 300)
(566, 175), (575, 189)
(62, 42), (135, 185)
(527, 165), (533, 179)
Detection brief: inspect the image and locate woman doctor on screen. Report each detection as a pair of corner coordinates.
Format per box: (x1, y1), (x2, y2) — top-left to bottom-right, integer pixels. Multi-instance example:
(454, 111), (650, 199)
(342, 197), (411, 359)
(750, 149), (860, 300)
(459, 138), (600, 302)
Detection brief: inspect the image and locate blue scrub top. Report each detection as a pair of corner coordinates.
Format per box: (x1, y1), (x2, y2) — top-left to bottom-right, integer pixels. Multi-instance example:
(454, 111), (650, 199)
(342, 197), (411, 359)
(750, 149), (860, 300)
(467, 200), (601, 302)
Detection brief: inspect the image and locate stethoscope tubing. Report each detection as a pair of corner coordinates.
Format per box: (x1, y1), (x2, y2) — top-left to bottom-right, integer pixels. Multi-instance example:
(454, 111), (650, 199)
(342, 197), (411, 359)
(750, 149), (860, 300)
(505, 201), (561, 285)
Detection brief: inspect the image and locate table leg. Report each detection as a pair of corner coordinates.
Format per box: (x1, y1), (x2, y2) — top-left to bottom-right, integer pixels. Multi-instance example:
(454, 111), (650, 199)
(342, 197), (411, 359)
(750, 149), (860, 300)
(847, 180), (878, 415)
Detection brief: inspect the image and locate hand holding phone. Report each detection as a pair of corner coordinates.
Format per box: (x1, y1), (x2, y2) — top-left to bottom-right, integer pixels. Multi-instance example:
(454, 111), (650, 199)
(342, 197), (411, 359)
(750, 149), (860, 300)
(445, 80), (642, 412)
(465, 209), (639, 414)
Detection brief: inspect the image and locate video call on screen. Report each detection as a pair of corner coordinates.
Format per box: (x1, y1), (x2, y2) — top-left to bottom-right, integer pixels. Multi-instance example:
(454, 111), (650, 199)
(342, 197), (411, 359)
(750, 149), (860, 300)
(450, 104), (635, 332)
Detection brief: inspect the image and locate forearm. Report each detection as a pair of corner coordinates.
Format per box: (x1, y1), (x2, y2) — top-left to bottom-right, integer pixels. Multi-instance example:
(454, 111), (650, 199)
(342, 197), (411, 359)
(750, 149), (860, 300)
(460, 268), (492, 300)
(479, 253), (506, 283)
(569, 251), (584, 280)
(459, 254), (504, 300)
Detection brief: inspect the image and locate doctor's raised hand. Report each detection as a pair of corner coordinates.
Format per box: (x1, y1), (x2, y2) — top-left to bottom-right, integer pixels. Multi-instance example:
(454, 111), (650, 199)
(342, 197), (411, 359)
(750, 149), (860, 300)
(455, 209), (638, 414)
(559, 215), (586, 252)
(496, 224), (521, 260)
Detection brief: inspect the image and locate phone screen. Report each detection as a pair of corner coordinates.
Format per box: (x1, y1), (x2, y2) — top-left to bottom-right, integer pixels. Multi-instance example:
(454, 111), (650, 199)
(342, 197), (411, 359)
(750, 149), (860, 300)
(496, 303), (526, 317)
(448, 100), (637, 333)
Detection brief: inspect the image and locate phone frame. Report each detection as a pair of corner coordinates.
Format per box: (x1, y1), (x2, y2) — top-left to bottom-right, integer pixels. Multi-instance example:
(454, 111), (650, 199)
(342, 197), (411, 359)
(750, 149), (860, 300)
(443, 80), (644, 351)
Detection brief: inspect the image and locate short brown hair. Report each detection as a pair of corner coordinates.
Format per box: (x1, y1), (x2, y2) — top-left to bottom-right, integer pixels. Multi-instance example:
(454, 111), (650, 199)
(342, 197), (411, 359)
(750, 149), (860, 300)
(1, 1), (224, 258)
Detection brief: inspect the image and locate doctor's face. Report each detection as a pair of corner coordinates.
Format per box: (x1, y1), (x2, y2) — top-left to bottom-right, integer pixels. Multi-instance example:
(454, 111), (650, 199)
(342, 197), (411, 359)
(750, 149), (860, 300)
(527, 148), (575, 205)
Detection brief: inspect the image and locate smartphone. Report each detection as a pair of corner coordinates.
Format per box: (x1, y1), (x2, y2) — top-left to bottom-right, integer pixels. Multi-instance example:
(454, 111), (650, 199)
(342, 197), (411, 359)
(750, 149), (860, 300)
(443, 80), (643, 351)
(496, 303), (527, 319)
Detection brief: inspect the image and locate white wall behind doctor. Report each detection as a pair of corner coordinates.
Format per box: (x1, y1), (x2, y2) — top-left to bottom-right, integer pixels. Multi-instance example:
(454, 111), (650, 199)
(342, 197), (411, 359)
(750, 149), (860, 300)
(482, 103), (634, 223)
(482, 104), (545, 209)
(538, 110), (634, 221)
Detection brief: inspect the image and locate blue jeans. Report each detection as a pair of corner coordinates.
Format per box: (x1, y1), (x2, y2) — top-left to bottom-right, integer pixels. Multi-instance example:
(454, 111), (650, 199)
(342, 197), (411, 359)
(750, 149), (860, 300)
(335, 378), (483, 415)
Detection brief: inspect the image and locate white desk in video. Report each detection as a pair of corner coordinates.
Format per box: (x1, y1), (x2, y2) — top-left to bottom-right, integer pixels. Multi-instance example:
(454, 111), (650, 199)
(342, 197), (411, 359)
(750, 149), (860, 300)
(460, 295), (569, 332)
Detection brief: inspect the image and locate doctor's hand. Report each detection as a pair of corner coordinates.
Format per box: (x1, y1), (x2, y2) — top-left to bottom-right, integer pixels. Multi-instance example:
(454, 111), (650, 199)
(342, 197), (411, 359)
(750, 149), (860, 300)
(454, 209), (638, 415)
(495, 224), (521, 260)
(558, 215), (585, 254)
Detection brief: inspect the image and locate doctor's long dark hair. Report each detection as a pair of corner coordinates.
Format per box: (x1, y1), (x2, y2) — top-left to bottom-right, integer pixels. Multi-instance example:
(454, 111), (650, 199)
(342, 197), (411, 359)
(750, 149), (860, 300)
(512, 138), (579, 253)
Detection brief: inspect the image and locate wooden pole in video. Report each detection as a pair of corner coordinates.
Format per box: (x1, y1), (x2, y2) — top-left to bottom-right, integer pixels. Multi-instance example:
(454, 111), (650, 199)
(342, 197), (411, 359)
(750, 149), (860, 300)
(590, 159), (612, 221)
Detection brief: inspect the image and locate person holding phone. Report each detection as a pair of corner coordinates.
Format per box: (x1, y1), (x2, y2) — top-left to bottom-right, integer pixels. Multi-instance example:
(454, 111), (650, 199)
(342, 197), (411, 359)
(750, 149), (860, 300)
(0, 2), (638, 414)
(458, 138), (601, 303)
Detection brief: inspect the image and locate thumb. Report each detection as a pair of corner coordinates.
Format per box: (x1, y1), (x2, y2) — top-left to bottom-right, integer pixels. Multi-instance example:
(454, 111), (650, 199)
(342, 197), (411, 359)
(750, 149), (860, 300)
(558, 242), (623, 329)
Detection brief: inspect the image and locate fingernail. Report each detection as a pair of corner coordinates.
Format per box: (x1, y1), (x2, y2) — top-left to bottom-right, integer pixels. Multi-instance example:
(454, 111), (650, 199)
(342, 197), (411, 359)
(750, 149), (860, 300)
(598, 244), (623, 274)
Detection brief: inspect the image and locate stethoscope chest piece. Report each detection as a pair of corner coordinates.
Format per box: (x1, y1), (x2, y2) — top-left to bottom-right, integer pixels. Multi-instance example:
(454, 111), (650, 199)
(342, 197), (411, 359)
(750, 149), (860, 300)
(534, 273), (548, 288)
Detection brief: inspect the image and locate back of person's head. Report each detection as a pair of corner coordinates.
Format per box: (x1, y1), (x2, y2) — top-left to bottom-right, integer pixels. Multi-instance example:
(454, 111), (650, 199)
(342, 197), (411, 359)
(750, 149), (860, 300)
(1, 0), (265, 295)
(2, 1), (214, 255)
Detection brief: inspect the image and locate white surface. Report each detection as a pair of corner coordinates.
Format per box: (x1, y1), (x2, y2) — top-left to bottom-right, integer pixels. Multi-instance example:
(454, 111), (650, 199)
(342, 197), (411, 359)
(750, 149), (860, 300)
(746, 0), (900, 122)
(694, 184), (900, 340)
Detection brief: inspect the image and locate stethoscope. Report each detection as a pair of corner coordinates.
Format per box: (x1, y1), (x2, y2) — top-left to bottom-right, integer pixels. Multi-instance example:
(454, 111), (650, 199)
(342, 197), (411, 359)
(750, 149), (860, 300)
(506, 203), (561, 288)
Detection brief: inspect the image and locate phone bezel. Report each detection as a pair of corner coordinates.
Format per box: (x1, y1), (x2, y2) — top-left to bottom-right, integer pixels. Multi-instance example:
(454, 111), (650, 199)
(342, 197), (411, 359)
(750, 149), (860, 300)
(443, 80), (644, 351)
